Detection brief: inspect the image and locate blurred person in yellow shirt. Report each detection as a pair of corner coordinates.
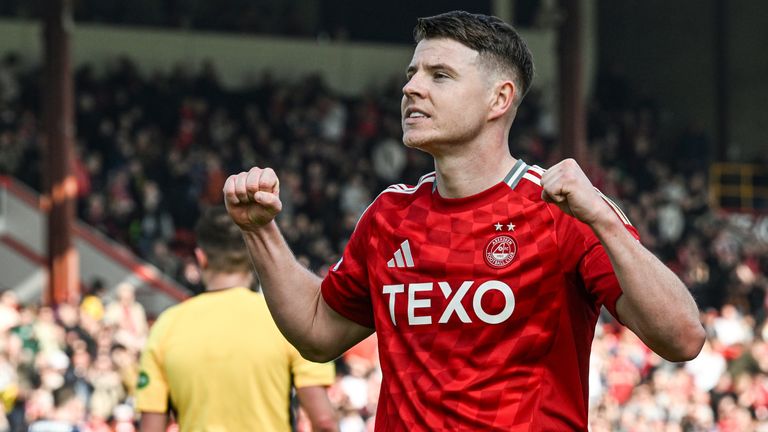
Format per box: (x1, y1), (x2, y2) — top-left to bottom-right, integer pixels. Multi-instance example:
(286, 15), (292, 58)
(137, 206), (337, 432)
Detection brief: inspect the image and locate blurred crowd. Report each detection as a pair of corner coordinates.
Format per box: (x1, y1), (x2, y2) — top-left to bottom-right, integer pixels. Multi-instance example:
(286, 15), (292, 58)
(0, 51), (767, 431)
(0, 283), (146, 431)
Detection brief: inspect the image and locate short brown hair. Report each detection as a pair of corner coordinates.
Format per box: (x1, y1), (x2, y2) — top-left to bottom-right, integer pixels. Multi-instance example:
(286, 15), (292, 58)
(194, 206), (251, 273)
(414, 10), (534, 102)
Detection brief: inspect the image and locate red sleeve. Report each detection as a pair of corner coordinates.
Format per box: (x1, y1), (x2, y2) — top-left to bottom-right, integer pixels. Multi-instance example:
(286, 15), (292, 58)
(321, 207), (376, 329)
(555, 201), (640, 321)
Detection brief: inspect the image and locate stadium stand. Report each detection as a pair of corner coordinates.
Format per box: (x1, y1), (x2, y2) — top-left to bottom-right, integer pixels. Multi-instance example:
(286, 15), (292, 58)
(0, 38), (766, 432)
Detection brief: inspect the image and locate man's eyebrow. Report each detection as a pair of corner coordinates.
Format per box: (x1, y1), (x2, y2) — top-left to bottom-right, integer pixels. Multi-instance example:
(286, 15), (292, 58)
(406, 63), (459, 76)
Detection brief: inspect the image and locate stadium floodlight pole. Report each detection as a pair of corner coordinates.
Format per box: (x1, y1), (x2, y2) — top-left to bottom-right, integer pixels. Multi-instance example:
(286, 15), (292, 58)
(557, 0), (589, 171)
(714, 0), (728, 162)
(41, 0), (80, 306)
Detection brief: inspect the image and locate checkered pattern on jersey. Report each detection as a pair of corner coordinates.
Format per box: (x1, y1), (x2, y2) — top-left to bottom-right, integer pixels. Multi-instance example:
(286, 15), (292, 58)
(322, 164), (630, 431)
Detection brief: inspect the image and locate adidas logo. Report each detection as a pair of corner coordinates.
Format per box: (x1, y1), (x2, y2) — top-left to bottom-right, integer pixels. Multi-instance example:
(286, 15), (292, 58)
(387, 239), (414, 268)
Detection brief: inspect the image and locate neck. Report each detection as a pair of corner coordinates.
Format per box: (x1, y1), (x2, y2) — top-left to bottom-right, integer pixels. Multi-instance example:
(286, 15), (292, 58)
(431, 130), (516, 198)
(202, 271), (254, 292)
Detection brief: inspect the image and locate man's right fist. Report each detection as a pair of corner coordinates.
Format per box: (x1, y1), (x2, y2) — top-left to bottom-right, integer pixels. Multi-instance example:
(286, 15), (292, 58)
(223, 167), (283, 230)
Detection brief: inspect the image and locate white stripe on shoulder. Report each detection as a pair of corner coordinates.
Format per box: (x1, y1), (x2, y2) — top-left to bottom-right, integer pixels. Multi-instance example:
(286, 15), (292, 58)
(596, 189), (632, 226)
(529, 165), (546, 175)
(522, 172), (541, 186)
(383, 173), (436, 194)
(418, 172), (437, 182)
(385, 184), (407, 192)
(382, 177), (435, 194)
(505, 163), (528, 187)
(332, 257), (343, 271)
(352, 174), (436, 230)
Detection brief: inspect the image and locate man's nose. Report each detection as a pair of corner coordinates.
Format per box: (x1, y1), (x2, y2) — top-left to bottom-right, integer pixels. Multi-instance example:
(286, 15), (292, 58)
(402, 74), (426, 98)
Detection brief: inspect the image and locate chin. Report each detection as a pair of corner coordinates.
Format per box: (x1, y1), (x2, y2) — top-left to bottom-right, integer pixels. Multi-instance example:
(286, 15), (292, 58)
(402, 131), (430, 149)
(402, 138), (418, 149)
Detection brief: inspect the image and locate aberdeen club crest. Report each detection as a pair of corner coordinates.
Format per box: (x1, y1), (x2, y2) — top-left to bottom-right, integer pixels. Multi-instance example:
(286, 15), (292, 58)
(484, 235), (518, 268)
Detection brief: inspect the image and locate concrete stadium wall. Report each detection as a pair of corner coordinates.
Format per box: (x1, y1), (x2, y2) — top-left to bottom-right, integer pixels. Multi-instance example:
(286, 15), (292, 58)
(0, 18), (557, 97)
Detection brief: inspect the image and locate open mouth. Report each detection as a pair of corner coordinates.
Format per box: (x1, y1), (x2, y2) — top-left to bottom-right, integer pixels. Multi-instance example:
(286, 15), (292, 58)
(404, 108), (430, 122)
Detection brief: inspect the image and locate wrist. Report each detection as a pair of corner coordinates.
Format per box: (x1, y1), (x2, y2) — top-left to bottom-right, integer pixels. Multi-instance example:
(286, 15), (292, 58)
(588, 206), (625, 234)
(239, 220), (279, 237)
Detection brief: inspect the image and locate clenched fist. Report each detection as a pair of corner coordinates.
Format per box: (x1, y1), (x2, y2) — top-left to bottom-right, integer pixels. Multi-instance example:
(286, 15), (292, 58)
(223, 167), (283, 231)
(540, 159), (612, 227)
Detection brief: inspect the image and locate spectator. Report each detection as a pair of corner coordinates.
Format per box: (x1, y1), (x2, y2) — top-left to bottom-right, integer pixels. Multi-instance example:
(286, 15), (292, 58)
(87, 354), (124, 422)
(135, 181), (175, 258)
(79, 280), (106, 324)
(686, 339), (728, 392)
(27, 385), (84, 432)
(103, 283), (148, 353)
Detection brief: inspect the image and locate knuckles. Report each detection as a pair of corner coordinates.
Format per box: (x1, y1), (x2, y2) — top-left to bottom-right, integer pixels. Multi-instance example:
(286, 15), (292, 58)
(225, 167), (280, 198)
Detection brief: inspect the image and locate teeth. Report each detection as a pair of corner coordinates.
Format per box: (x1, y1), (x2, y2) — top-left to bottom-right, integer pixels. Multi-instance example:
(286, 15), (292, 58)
(409, 112), (426, 118)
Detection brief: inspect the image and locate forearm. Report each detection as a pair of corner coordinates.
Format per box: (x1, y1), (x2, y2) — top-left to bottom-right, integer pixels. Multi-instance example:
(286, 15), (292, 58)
(242, 222), (369, 361)
(296, 386), (339, 432)
(139, 412), (168, 432)
(591, 214), (705, 361)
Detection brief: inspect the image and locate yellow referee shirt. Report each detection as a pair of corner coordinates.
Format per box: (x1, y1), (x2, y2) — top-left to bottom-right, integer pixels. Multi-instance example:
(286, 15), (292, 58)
(136, 287), (335, 432)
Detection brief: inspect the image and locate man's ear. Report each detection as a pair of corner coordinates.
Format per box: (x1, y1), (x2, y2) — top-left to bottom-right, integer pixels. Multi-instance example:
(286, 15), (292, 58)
(194, 247), (207, 270)
(488, 80), (516, 122)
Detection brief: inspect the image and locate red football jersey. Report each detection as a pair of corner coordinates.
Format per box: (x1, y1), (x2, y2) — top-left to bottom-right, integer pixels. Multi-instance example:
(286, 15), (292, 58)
(321, 159), (638, 431)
